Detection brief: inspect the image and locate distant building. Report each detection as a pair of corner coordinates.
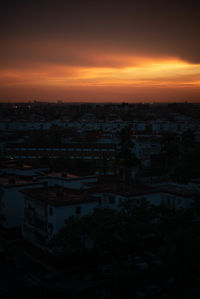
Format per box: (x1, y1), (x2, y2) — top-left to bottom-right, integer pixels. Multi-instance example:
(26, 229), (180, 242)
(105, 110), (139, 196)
(132, 136), (161, 159)
(5, 142), (118, 161)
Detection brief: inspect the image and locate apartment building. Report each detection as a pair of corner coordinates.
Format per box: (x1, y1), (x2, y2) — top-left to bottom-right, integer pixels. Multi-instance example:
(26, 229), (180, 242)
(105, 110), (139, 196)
(22, 187), (99, 248)
(88, 180), (196, 211)
(0, 177), (44, 229)
(5, 142), (118, 161)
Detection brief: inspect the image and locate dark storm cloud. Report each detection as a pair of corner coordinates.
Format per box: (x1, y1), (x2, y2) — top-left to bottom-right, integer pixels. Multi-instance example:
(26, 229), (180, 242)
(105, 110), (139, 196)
(0, 0), (200, 65)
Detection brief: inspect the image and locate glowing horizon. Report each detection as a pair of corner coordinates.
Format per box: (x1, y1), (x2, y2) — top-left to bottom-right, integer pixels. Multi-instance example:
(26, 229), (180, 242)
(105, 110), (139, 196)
(1, 56), (200, 101)
(1, 1), (200, 102)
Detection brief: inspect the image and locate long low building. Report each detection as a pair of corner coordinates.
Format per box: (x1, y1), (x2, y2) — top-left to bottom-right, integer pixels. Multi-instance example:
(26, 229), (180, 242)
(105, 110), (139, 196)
(87, 180), (197, 210)
(5, 142), (118, 161)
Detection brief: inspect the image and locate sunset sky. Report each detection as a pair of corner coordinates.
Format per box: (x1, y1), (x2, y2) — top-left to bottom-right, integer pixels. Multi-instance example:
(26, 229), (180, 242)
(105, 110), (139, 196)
(1, 0), (200, 102)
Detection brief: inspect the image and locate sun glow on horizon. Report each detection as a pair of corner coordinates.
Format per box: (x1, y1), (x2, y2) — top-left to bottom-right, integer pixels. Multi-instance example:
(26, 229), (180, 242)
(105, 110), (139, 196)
(1, 56), (200, 101)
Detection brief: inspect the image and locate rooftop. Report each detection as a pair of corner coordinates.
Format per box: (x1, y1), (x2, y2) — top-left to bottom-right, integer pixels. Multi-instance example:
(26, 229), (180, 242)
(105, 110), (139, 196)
(87, 180), (199, 198)
(157, 183), (199, 197)
(87, 180), (158, 197)
(0, 175), (34, 187)
(22, 187), (98, 206)
(46, 172), (79, 179)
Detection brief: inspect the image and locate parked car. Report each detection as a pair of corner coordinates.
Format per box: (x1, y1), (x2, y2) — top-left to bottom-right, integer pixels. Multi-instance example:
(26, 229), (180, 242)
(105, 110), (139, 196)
(134, 256), (149, 270)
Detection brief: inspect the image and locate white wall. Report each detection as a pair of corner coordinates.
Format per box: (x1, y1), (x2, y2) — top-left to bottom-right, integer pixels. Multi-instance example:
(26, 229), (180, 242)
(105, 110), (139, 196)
(92, 191), (193, 210)
(49, 200), (98, 235)
(1, 183), (44, 228)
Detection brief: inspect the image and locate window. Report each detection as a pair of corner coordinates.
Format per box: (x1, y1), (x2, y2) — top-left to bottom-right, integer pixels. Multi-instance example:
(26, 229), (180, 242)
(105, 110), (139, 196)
(119, 198), (124, 204)
(109, 196), (115, 204)
(48, 223), (54, 233)
(49, 207), (53, 216)
(76, 206), (81, 214)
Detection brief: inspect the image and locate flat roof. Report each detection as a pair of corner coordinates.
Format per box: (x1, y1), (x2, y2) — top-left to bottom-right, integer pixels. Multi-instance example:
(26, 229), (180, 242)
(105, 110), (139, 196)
(0, 176), (33, 186)
(22, 187), (98, 206)
(88, 181), (199, 198)
(87, 181), (158, 197)
(157, 184), (198, 197)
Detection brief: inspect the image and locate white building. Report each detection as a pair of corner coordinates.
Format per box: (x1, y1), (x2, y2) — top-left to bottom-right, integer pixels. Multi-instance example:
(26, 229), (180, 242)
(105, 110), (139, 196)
(0, 179), (45, 229)
(88, 181), (196, 211)
(22, 187), (99, 248)
(132, 137), (161, 159)
(37, 175), (98, 189)
(0, 173), (98, 232)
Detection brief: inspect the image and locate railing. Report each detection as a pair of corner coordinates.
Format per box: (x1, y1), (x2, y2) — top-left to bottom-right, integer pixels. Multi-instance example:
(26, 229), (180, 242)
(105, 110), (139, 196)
(24, 207), (47, 220)
(24, 208), (48, 235)
(23, 222), (48, 236)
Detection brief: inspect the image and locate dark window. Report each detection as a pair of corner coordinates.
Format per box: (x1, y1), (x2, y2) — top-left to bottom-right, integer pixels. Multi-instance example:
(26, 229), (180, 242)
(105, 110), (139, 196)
(48, 223), (54, 232)
(76, 206), (81, 214)
(109, 196), (115, 204)
(49, 207), (53, 216)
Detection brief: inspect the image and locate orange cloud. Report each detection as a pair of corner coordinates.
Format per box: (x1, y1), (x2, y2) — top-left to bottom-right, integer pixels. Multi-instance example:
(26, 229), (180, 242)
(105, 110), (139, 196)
(0, 54), (200, 102)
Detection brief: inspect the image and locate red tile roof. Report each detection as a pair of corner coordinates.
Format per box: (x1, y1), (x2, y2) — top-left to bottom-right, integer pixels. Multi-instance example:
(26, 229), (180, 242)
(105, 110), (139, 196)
(22, 187), (98, 206)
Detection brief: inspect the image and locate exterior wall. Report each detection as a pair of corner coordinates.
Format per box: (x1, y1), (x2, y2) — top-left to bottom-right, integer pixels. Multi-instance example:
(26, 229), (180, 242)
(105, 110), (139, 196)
(22, 196), (98, 247)
(132, 141), (161, 159)
(133, 193), (162, 206)
(152, 123), (161, 134)
(0, 121), (52, 130)
(23, 197), (48, 245)
(2, 189), (24, 228)
(161, 192), (194, 209)
(93, 192), (126, 210)
(38, 176), (97, 189)
(5, 143), (117, 160)
(136, 123), (146, 131)
(194, 131), (200, 142)
(50, 201), (98, 235)
(93, 191), (193, 211)
(93, 192), (161, 209)
(1, 183), (44, 229)
(1, 167), (48, 177)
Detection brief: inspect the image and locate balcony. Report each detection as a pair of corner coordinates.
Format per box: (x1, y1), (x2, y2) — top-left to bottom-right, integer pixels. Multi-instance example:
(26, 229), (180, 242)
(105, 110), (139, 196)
(24, 221), (48, 236)
(24, 207), (47, 220)
(24, 209), (48, 236)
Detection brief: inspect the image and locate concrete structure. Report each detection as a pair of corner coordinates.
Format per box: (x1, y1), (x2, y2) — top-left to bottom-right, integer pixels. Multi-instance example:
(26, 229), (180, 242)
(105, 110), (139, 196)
(37, 175), (97, 189)
(5, 142), (118, 161)
(88, 181), (196, 211)
(132, 137), (161, 159)
(22, 187), (99, 247)
(0, 179), (45, 229)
